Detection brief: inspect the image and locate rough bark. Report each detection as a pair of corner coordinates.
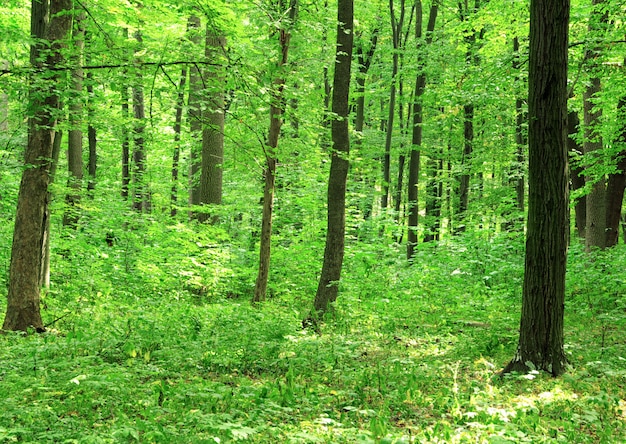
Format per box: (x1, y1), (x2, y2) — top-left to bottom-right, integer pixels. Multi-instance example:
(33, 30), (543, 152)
(502, 0), (569, 377)
(253, 0), (297, 303)
(583, 0), (608, 251)
(3, 0), (73, 332)
(64, 12), (85, 228)
(198, 28), (226, 223)
(306, 0), (353, 323)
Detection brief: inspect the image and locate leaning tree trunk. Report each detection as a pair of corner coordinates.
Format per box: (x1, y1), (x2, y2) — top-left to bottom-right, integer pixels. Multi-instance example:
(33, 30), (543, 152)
(3, 0), (73, 332)
(253, 0), (298, 303)
(305, 0), (353, 325)
(502, 0), (570, 377)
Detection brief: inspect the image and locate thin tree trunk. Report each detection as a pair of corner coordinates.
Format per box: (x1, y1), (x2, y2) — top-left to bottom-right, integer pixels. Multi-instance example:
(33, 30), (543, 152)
(3, 0), (73, 332)
(407, 0), (438, 259)
(86, 32), (97, 194)
(64, 12), (85, 228)
(253, 0), (297, 303)
(121, 29), (131, 200)
(132, 29), (148, 213)
(305, 0), (353, 325)
(187, 15), (202, 217)
(568, 110), (586, 238)
(0, 61), (8, 131)
(502, 0), (569, 377)
(171, 65), (187, 217)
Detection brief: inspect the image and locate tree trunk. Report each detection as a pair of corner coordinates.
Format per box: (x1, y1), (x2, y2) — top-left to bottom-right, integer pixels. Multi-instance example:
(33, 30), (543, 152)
(132, 29), (148, 213)
(306, 0), (353, 324)
(170, 65), (187, 217)
(198, 27), (226, 223)
(502, 0), (569, 377)
(568, 110), (586, 238)
(86, 32), (97, 194)
(187, 15), (202, 217)
(253, 0), (297, 303)
(583, 0), (608, 251)
(605, 96), (626, 247)
(64, 12), (85, 228)
(3, 0), (73, 332)
(407, 0), (438, 260)
(0, 61), (8, 131)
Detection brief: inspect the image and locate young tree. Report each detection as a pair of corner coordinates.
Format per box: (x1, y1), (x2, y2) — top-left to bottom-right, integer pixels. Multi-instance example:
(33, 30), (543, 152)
(407, 0), (438, 259)
(253, 0), (298, 303)
(502, 0), (570, 376)
(132, 27), (149, 213)
(188, 15), (203, 217)
(305, 0), (353, 325)
(3, 0), (73, 332)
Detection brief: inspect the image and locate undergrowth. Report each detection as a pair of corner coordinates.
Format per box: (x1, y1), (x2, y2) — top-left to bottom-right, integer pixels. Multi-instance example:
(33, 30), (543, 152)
(0, 217), (625, 443)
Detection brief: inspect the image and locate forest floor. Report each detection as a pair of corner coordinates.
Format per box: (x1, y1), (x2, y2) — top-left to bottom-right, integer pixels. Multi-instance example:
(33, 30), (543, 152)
(1, 220), (625, 443)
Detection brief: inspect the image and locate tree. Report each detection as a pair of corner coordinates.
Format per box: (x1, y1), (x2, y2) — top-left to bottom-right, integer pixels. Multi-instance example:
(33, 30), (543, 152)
(131, 27), (149, 213)
(198, 25), (226, 223)
(304, 0), (353, 325)
(63, 11), (85, 228)
(254, 0), (298, 303)
(502, 0), (570, 376)
(406, 0), (438, 259)
(3, 0), (73, 332)
(188, 15), (203, 217)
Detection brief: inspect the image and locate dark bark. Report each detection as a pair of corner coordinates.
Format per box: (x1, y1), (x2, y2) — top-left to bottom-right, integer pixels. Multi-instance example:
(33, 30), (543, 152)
(3, 0), (73, 332)
(605, 96), (626, 247)
(86, 32), (97, 194)
(121, 28), (131, 200)
(568, 110), (586, 238)
(407, 0), (437, 260)
(306, 0), (353, 324)
(502, 0), (569, 377)
(170, 65), (187, 217)
(253, 0), (297, 303)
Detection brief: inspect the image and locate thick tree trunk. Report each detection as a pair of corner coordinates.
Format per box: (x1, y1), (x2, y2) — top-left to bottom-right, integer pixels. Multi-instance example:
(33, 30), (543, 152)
(64, 12), (85, 228)
(568, 110), (586, 238)
(198, 28), (226, 223)
(3, 0), (73, 332)
(253, 0), (297, 303)
(502, 0), (569, 377)
(306, 0), (353, 324)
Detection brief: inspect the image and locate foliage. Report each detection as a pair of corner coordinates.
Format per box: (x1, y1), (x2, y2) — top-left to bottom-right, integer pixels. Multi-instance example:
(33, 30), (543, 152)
(1, 221), (626, 442)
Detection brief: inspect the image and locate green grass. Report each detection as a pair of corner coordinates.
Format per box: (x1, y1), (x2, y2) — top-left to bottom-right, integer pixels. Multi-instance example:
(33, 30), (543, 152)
(1, 220), (626, 443)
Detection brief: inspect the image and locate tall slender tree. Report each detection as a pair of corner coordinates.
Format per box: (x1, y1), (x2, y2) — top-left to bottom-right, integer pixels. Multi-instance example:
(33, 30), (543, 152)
(3, 0), (73, 332)
(305, 0), (353, 325)
(254, 0), (298, 303)
(502, 0), (570, 377)
(407, 0), (438, 260)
